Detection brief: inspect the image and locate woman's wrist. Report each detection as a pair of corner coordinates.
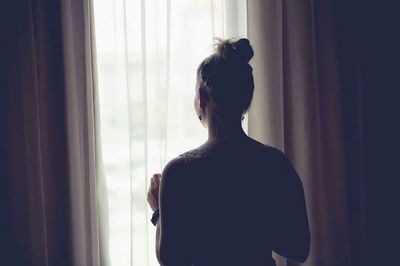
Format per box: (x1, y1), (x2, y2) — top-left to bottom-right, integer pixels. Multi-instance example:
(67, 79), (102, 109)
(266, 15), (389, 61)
(151, 209), (160, 226)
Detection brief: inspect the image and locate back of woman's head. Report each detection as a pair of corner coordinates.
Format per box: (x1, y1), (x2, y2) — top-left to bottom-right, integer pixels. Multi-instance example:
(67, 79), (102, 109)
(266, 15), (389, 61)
(197, 38), (254, 118)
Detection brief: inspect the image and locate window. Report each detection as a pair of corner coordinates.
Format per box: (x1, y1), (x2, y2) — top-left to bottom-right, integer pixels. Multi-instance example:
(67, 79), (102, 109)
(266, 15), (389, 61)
(92, 0), (247, 265)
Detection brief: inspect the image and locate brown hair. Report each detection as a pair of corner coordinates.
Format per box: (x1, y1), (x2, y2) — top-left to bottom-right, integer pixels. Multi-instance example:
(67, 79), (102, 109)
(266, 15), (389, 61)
(197, 38), (254, 118)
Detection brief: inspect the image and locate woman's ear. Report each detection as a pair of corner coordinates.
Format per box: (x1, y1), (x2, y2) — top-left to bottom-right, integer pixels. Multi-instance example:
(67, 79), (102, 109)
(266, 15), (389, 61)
(198, 85), (208, 109)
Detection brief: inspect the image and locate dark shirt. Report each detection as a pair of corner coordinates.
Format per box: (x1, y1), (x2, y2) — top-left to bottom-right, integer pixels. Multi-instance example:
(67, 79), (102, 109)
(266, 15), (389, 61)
(159, 136), (310, 266)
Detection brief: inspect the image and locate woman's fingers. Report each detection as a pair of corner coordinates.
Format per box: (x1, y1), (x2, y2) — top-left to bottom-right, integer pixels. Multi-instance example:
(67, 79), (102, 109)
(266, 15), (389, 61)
(147, 173), (162, 211)
(152, 174), (162, 184)
(150, 173), (162, 191)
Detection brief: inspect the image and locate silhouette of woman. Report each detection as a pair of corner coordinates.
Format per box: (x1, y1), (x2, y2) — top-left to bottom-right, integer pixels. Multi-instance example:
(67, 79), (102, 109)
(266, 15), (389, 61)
(147, 38), (311, 266)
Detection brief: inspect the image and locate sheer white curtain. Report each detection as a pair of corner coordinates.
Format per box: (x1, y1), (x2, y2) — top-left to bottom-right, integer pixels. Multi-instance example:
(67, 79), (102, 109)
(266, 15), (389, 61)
(92, 1), (247, 265)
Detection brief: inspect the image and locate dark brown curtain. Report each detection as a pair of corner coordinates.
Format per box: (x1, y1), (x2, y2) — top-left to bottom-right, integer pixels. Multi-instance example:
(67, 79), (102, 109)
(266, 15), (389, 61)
(0, 0), (71, 265)
(332, 0), (399, 265)
(247, 0), (399, 265)
(248, 1), (351, 265)
(1, 0), (109, 264)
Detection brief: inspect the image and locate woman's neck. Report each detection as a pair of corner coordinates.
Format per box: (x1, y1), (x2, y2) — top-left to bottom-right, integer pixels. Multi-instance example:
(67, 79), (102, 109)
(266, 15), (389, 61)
(207, 116), (246, 141)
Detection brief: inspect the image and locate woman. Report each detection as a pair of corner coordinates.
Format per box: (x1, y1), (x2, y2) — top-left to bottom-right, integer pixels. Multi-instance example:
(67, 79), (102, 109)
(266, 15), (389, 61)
(147, 38), (311, 266)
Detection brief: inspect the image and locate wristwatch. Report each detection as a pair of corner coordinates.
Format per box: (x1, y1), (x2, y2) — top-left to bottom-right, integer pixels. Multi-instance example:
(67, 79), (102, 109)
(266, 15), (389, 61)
(151, 209), (160, 226)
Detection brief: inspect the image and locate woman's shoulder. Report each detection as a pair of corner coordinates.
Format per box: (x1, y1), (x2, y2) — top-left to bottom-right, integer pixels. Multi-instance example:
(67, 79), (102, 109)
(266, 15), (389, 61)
(162, 147), (206, 173)
(246, 137), (287, 159)
(161, 156), (188, 186)
(165, 139), (289, 169)
(177, 138), (288, 161)
(178, 146), (212, 163)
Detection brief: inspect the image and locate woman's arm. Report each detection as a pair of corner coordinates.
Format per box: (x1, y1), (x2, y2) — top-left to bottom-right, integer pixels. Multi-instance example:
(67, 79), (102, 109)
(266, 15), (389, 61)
(270, 150), (311, 263)
(156, 157), (192, 266)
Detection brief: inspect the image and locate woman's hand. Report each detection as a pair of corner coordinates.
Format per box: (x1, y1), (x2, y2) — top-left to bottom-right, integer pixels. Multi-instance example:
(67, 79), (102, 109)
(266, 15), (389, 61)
(147, 173), (162, 211)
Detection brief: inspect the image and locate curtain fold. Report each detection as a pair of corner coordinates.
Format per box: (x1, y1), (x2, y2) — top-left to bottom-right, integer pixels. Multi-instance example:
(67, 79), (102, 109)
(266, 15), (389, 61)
(1, 0), (108, 265)
(2, 0), (72, 265)
(248, 0), (353, 265)
(61, 0), (110, 265)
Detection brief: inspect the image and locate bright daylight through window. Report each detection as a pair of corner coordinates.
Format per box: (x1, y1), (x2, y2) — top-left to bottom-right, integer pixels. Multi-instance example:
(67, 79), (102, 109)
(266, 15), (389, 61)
(92, 0), (247, 265)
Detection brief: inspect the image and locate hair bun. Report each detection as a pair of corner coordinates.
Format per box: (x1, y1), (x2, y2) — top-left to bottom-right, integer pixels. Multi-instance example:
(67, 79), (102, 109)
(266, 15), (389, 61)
(232, 38), (254, 63)
(215, 38), (254, 63)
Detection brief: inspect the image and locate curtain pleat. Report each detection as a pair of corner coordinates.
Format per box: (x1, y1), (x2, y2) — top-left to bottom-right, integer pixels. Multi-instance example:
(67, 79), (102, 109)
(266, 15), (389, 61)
(140, 0), (150, 263)
(1, 0), (84, 265)
(248, 0), (351, 265)
(61, 0), (110, 265)
(247, 0), (284, 150)
(20, 2), (50, 264)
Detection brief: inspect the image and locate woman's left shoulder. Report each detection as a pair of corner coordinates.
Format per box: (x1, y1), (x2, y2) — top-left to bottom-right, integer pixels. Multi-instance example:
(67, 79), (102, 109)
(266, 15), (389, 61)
(163, 156), (188, 176)
(162, 148), (206, 181)
(179, 147), (210, 163)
